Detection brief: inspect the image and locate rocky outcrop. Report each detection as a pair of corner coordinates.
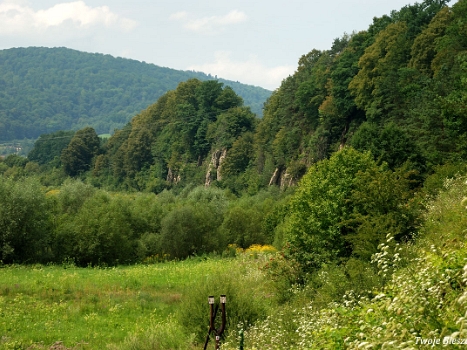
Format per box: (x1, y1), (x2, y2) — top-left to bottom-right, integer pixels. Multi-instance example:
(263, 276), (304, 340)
(280, 169), (296, 188)
(269, 167), (299, 188)
(217, 150), (227, 181)
(205, 149), (227, 186)
(268, 167), (282, 186)
(166, 167), (181, 184)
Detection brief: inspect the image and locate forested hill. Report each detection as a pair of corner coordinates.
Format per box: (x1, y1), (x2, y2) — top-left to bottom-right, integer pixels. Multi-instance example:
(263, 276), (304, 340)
(75, 0), (465, 195)
(254, 0), (467, 185)
(0, 47), (271, 141)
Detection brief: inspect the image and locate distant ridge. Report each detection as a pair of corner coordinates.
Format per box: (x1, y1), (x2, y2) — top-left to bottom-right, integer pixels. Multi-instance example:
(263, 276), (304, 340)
(0, 47), (271, 141)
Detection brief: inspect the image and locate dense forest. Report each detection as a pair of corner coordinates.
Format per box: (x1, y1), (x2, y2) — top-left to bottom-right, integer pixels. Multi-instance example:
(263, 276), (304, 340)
(0, 47), (271, 143)
(1, 0), (467, 348)
(0, 0), (467, 269)
(1, 0), (466, 260)
(15, 0), (465, 194)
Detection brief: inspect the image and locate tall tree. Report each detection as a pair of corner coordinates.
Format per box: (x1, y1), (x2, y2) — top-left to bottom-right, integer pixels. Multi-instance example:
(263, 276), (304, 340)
(28, 130), (75, 165)
(61, 127), (100, 176)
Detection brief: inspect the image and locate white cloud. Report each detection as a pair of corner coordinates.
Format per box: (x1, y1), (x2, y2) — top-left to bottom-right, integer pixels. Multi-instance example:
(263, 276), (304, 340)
(170, 10), (247, 34)
(169, 11), (188, 21)
(188, 52), (294, 90)
(0, 1), (137, 35)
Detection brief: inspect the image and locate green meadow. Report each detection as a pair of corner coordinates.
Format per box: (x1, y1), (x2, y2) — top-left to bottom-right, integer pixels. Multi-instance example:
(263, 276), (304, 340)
(0, 255), (274, 349)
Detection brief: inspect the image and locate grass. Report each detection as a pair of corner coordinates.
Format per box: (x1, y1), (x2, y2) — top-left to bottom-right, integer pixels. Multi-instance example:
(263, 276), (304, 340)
(0, 257), (265, 349)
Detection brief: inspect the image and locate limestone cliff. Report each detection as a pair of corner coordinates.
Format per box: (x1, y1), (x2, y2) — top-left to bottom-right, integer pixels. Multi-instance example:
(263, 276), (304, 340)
(268, 167), (298, 188)
(205, 149), (227, 186)
(166, 167), (181, 184)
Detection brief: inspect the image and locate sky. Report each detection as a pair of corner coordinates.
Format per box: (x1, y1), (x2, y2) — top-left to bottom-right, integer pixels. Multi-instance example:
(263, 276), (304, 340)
(0, 0), (455, 90)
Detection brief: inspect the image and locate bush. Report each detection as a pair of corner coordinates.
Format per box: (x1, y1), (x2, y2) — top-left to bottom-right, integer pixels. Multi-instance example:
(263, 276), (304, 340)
(55, 178), (95, 214)
(0, 176), (52, 263)
(54, 191), (137, 266)
(220, 206), (265, 248)
(284, 148), (418, 275)
(160, 204), (223, 259)
(223, 175), (467, 350)
(283, 148), (378, 273)
(220, 190), (280, 249)
(422, 162), (467, 198)
(177, 260), (272, 344)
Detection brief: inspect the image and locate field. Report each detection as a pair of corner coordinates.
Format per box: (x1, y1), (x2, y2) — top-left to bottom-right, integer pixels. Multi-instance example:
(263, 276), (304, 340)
(0, 256), (273, 349)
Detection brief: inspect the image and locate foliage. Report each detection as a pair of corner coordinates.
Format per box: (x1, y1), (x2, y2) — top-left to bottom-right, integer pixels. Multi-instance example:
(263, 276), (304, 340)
(95, 79), (254, 192)
(28, 130), (75, 166)
(283, 148), (376, 272)
(222, 175), (467, 349)
(0, 176), (52, 263)
(219, 189), (280, 248)
(159, 204), (222, 259)
(250, 0), (459, 191)
(176, 256), (274, 344)
(2, 154), (28, 168)
(0, 174), (288, 266)
(53, 178), (96, 214)
(55, 192), (138, 266)
(2, 2), (467, 349)
(350, 121), (426, 175)
(261, 252), (301, 303)
(61, 127), (101, 177)
(421, 161), (467, 198)
(11, 0), (464, 194)
(207, 107), (256, 149)
(345, 165), (420, 260)
(0, 47), (271, 143)
(283, 148), (418, 275)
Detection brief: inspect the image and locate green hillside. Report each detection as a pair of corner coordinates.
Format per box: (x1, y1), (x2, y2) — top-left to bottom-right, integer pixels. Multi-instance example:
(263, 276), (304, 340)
(2, 0), (467, 348)
(0, 47), (271, 142)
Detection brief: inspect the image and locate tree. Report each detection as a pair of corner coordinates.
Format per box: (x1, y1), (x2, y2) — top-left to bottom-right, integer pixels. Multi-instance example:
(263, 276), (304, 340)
(283, 147), (419, 275)
(61, 127), (100, 176)
(159, 205), (221, 259)
(55, 191), (137, 265)
(349, 22), (412, 122)
(350, 121), (426, 175)
(0, 176), (52, 263)
(223, 133), (255, 175)
(409, 7), (451, 76)
(208, 107), (256, 149)
(28, 130), (75, 165)
(283, 148), (377, 272)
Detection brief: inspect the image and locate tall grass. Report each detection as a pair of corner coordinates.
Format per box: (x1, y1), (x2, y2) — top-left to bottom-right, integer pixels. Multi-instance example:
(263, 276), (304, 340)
(0, 254), (274, 349)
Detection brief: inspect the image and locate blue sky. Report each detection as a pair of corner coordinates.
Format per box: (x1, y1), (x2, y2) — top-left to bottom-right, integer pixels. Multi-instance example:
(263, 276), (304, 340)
(0, 0), (455, 90)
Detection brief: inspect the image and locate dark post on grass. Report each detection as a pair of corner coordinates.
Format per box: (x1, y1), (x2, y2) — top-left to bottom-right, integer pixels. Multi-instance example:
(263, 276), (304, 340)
(203, 294), (226, 350)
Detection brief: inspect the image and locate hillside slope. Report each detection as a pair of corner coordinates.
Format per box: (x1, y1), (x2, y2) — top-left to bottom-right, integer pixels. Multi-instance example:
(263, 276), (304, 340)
(0, 47), (271, 141)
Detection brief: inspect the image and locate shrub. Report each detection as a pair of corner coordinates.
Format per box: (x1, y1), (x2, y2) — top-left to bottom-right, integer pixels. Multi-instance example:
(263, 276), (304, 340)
(220, 206), (265, 248)
(177, 261), (272, 344)
(160, 204), (223, 259)
(283, 148), (378, 273)
(284, 148), (418, 275)
(55, 178), (95, 214)
(54, 191), (137, 266)
(223, 175), (467, 349)
(261, 252), (301, 303)
(0, 176), (52, 263)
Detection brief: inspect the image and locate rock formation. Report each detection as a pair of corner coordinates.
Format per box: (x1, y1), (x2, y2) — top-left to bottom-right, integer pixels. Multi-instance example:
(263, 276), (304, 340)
(205, 149), (227, 186)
